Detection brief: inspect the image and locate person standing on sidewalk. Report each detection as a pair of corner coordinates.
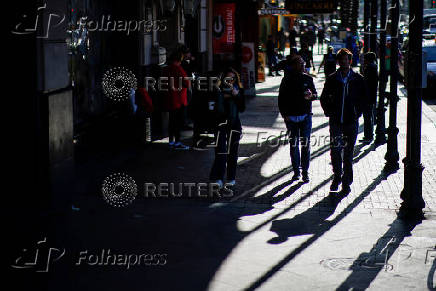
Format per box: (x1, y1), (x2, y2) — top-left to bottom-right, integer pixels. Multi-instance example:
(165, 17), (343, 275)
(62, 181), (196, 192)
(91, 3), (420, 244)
(210, 68), (245, 188)
(278, 56), (318, 183)
(361, 52), (379, 143)
(164, 51), (191, 150)
(320, 48), (367, 194)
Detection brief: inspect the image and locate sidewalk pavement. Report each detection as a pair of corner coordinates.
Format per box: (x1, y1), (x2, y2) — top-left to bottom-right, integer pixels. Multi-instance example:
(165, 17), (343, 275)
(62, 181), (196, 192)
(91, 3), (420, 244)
(11, 50), (436, 291)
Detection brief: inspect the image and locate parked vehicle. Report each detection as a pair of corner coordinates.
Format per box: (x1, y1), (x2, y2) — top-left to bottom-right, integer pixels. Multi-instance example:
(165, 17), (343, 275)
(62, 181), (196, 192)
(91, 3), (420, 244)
(399, 39), (436, 98)
(423, 14), (436, 39)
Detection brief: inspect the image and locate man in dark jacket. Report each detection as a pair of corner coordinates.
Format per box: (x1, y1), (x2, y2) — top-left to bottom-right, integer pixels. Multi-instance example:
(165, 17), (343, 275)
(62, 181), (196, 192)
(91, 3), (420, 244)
(320, 48), (367, 194)
(361, 52), (378, 143)
(278, 56), (318, 182)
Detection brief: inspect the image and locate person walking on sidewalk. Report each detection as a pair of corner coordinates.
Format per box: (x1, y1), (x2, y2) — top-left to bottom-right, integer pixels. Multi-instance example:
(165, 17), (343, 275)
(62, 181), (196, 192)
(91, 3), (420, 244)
(266, 35), (281, 77)
(289, 27), (297, 48)
(164, 51), (191, 150)
(210, 68), (245, 188)
(318, 46), (337, 78)
(317, 26), (325, 54)
(276, 47), (298, 78)
(320, 48), (367, 194)
(360, 52), (378, 143)
(298, 43), (315, 75)
(278, 56), (318, 183)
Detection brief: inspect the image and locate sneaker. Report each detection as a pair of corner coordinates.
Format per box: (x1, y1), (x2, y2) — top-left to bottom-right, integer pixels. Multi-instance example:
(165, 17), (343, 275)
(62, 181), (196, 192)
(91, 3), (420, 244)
(330, 177), (342, 191)
(341, 184), (351, 194)
(275, 72), (282, 76)
(192, 139), (209, 151)
(291, 172), (300, 181)
(359, 137), (373, 144)
(302, 172), (310, 183)
(169, 141), (175, 147)
(173, 142), (190, 150)
(226, 180), (236, 186)
(213, 180), (224, 189)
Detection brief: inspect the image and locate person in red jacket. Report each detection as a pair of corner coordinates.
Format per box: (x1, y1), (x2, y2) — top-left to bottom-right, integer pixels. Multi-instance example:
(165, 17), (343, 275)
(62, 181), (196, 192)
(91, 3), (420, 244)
(164, 51), (191, 150)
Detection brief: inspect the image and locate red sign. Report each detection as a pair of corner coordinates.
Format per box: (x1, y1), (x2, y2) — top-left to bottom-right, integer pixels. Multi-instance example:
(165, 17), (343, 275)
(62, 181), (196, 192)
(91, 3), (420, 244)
(241, 46), (253, 64)
(213, 3), (236, 54)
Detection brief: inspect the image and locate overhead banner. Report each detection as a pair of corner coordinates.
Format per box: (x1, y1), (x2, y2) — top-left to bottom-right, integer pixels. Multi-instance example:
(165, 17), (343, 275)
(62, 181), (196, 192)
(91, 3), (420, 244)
(213, 3), (236, 54)
(241, 42), (256, 95)
(258, 9), (291, 15)
(285, 0), (337, 14)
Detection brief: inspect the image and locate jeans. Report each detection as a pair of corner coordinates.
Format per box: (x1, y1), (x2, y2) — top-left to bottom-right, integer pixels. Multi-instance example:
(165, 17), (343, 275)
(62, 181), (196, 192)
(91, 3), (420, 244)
(209, 118), (242, 181)
(285, 115), (312, 174)
(329, 120), (359, 186)
(363, 103), (376, 139)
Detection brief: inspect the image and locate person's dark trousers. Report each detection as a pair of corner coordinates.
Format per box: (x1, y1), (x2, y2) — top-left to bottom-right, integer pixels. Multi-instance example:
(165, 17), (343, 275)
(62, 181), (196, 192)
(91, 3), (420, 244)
(168, 106), (185, 143)
(267, 54), (277, 76)
(318, 39), (324, 54)
(329, 120), (359, 186)
(285, 115), (312, 175)
(362, 103), (376, 140)
(210, 119), (242, 181)
(134, 108), (147, 143)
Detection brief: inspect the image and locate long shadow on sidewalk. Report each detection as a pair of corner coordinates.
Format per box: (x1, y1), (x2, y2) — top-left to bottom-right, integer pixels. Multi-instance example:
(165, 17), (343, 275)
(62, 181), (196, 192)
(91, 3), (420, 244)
(335, 217), (420, 290)
(242, 170), (394, 291)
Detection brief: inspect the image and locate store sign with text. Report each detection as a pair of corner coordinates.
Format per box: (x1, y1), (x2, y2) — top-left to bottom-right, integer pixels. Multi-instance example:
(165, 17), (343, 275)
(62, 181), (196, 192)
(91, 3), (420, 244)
(285, 0), (337, 14)
(213, 3), (236, 55)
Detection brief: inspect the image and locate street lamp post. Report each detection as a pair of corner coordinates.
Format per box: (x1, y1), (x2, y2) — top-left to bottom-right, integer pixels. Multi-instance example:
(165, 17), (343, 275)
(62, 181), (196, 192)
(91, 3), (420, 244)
(364, 0), (370, 53)
(399, 0), (425, 220)
(370, 0), (378, 52)
(375, 0), (387, 145)
(384, 0), (400, 172)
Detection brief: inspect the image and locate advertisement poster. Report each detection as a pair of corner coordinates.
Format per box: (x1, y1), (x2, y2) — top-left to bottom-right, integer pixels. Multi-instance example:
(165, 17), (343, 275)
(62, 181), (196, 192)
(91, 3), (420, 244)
(241, 42), (256, 95)
(213, 3), (236, 55)
(257, 52), (266, 83)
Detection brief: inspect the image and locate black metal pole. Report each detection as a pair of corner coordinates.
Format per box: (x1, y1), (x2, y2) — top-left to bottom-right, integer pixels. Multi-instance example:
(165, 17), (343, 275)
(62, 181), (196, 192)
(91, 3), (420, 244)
(375, 0), (387, 145)
(399, 0), (425, 220)
(384, 0), (400, 172)
(364, 0), (370, 53)
(370, 0), (378, 52)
